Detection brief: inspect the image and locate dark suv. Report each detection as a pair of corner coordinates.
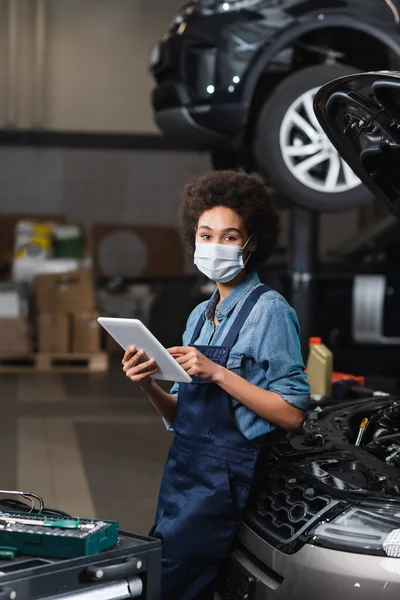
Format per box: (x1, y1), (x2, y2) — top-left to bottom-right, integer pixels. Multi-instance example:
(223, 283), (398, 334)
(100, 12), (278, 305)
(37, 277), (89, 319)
(149, 0), (400, 212)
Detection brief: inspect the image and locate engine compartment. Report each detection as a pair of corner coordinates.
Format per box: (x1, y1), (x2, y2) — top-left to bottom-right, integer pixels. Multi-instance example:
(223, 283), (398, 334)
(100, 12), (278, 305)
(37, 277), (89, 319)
(244, 395), (400, 553)
(286, 396), (400, 497)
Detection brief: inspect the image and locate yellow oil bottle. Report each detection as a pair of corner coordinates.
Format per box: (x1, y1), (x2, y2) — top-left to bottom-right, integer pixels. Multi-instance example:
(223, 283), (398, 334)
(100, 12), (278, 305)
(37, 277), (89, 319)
(306, 337), (333, 397)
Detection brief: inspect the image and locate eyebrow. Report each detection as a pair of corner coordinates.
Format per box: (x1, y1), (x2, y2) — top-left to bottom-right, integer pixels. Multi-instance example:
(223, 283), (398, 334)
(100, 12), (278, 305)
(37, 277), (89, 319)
(198, 225), (242, 235)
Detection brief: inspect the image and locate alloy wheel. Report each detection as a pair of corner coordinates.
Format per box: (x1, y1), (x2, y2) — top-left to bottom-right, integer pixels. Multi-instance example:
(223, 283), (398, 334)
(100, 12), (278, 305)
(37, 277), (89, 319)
(279, 86), (361, 193)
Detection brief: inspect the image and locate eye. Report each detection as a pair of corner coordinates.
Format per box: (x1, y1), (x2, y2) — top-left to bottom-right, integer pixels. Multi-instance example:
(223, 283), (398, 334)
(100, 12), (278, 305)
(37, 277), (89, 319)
(224, 235), (237, 242)
(200, 234), (212, 241)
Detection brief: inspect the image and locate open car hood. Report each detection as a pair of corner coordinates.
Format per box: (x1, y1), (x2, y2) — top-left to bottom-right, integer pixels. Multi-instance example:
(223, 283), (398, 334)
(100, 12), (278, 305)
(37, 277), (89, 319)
(314, 71), (400, 223)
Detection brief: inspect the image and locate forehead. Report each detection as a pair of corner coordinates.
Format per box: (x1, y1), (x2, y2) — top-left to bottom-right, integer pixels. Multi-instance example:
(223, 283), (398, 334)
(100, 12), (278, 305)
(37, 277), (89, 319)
(198, 206), (244, 230)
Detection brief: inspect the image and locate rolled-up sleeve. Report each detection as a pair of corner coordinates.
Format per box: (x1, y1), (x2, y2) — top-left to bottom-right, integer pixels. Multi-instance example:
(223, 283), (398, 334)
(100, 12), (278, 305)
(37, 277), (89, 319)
(252, 297), (310, 412)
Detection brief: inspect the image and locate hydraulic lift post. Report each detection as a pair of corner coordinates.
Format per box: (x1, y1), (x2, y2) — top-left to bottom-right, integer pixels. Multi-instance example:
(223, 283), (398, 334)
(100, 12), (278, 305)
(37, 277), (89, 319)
(289, 206), (319, 360)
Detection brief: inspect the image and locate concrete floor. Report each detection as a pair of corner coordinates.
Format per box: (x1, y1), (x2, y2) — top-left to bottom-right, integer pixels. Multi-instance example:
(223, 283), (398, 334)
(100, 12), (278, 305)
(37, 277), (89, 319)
(0, 359), (172, 535)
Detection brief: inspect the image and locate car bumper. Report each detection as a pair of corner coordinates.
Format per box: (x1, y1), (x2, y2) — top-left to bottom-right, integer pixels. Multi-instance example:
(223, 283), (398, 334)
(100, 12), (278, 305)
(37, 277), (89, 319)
(152, 81), (247, 144)
(221, 523), (400, 600)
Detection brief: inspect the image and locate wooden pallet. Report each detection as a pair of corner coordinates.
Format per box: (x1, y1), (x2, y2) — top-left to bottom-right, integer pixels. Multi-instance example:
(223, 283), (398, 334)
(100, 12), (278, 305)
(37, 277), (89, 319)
(0, 353), (109, 373)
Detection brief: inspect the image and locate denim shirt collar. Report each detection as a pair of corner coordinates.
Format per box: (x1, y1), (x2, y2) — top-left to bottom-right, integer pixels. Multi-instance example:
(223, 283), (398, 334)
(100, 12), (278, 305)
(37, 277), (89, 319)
(205, 271), (261, 320)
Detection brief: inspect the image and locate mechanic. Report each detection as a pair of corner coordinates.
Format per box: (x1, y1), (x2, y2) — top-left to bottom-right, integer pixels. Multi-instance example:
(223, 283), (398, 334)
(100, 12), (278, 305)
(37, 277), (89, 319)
(122, 170), (310, 600)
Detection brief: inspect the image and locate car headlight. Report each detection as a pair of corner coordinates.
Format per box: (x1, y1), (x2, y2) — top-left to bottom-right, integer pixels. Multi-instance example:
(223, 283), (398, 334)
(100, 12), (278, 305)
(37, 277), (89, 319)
(312, 505), (400, 555)
(198, 0), (268, 15)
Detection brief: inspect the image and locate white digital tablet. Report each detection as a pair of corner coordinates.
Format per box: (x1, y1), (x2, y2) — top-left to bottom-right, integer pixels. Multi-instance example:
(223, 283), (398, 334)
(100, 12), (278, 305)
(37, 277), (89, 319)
(98, 317), (192, 384)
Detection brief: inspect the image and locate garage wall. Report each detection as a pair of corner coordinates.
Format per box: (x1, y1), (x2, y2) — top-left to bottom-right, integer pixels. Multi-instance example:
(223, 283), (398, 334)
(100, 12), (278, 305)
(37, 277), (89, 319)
(0, 145), (360, 268)
(0, 0), (183, 133)
(0, 146), (210, 223)
(44, 0), (175, 133)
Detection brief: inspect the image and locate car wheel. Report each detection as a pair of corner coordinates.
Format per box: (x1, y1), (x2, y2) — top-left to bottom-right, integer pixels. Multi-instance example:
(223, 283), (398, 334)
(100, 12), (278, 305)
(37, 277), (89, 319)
(254, 64), (373, 212)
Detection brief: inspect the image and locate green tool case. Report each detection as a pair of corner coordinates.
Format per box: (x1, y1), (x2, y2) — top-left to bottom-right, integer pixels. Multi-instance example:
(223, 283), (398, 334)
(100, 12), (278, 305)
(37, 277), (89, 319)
(0, 511), (119, 560)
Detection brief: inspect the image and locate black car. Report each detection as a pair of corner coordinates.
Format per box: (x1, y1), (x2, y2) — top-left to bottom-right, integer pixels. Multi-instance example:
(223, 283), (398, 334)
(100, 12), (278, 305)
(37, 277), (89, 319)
(219, 392), (400, 600)
(216, 70), (400, 600)
(149, 0), (400, 212)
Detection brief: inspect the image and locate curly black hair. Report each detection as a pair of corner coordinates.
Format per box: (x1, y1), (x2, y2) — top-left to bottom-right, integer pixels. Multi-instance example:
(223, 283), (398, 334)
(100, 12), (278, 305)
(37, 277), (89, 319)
(179, 170), (281, 266)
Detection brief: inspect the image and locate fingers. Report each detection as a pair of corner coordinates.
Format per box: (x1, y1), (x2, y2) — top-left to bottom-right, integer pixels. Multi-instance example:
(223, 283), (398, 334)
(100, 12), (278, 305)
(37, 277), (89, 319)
(123, 349), (146, 371)
(170, 348), (201, 374)
(172, 349), (212, 379)
(171, 348), (197, 363)
(125, 357), (158, 379)
(182, 364), (200, 377)
(174, 354), (193, 367)
(167, 346), (191, 355)
(173, 352), (200, 376)
(122, 346), (137, 364)
(130, 368), (158, 383)
(122, 346), (159, 384)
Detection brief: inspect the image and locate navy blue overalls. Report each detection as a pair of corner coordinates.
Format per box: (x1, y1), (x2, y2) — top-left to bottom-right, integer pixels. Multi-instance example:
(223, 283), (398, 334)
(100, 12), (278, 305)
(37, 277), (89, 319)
(150, 285), (275, 600)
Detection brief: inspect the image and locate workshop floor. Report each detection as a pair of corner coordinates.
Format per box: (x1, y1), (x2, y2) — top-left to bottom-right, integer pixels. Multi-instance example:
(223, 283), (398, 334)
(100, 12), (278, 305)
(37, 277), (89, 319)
(0, 359), (172, 534)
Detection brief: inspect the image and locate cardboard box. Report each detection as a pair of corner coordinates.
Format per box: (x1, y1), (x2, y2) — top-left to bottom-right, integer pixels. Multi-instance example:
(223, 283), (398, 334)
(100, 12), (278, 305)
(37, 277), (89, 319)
(0, 318), (32, 355)
(35, 269), (95, 314)
(72, 312), (101, 353)
(37, 314), (70, 354)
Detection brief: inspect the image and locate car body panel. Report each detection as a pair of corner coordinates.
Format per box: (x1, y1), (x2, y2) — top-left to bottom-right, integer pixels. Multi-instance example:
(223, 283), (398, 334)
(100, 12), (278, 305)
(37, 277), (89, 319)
(314, 70), (400, 222)
(235, 524), (400, 599)
(150, 0), (400, 144)
(243, 14), (400, 104)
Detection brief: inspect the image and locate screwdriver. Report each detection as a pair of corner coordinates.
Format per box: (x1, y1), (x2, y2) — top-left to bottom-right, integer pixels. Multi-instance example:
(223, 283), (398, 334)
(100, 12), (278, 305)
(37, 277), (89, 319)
(355, 417), (369, 446)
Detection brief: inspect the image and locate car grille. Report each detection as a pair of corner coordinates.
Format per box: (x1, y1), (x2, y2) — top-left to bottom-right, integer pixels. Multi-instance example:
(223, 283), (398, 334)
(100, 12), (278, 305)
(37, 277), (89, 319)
(246, 460), (332, 545)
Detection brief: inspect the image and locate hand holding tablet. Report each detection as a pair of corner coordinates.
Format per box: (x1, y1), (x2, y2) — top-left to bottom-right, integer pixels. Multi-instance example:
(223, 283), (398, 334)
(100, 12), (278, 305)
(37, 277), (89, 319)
(98, 317), (192, 383)
(122, 345), (159, 384)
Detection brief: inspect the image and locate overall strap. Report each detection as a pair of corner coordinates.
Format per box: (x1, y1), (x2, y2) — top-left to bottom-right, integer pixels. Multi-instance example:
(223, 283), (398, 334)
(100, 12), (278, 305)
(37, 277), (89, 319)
(221, 285), (270, 351)
(189, 284), (270, 347)
(189, 312), (206, 346)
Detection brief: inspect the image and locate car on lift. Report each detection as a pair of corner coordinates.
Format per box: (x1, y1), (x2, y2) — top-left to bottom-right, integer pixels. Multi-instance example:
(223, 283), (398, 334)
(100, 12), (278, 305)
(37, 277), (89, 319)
(149, 0), (400, 212)
(215, 70), (400, 600)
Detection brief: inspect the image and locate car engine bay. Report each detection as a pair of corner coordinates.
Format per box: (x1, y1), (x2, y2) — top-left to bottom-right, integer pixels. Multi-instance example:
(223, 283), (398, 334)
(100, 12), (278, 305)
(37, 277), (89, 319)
(294, 396), (400, 494)
(244, 393), (400, 554)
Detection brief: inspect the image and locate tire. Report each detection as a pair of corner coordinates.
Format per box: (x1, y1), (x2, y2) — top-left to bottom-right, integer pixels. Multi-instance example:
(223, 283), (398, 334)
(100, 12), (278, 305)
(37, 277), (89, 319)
(253, 64), (373, 212)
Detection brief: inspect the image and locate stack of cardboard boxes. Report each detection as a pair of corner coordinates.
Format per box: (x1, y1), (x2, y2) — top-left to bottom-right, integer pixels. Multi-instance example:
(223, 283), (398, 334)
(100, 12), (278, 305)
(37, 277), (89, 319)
(0, 217), (106, 363)
(0, 284), (31, 355)
(35, 269), (102, 354)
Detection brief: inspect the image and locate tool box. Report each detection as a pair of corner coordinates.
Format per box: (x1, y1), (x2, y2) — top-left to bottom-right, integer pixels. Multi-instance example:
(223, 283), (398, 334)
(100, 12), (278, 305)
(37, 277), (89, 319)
(0, 511), (119, 560)
(0, 500), (161, 600)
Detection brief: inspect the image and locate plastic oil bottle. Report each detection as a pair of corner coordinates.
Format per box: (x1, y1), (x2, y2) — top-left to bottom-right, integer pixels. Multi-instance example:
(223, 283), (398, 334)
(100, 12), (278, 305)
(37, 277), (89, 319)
(306, 337), (333, 397)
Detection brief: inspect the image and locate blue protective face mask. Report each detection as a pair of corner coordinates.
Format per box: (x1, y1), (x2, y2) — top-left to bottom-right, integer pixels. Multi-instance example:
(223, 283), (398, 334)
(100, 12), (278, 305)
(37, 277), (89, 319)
(194, 237), (252, 283)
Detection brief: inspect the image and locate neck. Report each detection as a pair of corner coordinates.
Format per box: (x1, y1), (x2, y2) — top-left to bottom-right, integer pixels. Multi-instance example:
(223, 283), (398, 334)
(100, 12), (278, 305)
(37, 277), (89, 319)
(216, 269), (247, 302)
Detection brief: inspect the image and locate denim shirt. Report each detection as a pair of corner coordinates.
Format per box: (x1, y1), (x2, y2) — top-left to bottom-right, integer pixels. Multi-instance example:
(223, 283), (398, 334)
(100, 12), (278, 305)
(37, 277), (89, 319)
(168, 271), (310, 441)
